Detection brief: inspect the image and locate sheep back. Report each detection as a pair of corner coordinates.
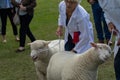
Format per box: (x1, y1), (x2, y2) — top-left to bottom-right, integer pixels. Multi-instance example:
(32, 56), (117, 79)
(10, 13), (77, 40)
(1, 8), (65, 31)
(47, 43), (112, 80)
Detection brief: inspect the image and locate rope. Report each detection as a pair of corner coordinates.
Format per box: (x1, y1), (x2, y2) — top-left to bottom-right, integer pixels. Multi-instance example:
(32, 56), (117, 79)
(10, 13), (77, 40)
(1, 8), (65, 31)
(107, 29), (115, 53)
(107, 29), (120, 53)
(58, 36), (61, 52)
(108, 29), (114, 46)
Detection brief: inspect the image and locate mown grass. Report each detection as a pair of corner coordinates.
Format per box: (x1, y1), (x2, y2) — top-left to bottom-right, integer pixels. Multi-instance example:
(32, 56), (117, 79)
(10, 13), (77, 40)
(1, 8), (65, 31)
(0, 0), (115, 80)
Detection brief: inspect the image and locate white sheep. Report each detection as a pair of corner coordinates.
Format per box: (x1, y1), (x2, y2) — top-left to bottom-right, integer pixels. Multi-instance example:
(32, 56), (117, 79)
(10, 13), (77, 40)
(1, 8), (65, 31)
(29, 39), (64, 80)
(47, 43), (112, 80)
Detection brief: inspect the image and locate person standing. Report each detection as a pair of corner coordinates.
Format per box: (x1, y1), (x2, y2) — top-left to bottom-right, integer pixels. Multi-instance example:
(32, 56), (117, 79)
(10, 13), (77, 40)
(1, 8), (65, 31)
(98, 0), (120, 80)
(0, 17), (1, 34)
(0, 0), (19, 43)
(87, 0), (111, 44)
(56, 0), (94, 53)
(11, 0), (36, 52)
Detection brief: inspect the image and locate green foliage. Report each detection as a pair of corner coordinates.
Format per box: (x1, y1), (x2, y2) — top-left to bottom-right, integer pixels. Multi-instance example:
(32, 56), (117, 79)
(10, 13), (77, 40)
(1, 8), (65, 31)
(0, 0), (115, 80)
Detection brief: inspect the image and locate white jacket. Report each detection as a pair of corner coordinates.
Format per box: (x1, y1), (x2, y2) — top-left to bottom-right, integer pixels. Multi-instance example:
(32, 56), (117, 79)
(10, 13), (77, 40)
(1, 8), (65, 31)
(58, 1), (94, 53)
(98, 0), (120, 57)
(98, 0), (120, 33)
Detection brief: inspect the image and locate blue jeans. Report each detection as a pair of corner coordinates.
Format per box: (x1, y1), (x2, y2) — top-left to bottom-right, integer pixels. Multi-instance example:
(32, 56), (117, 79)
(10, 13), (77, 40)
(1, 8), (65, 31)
(114, 48), (120, 80)
(91, 2), (111, 41)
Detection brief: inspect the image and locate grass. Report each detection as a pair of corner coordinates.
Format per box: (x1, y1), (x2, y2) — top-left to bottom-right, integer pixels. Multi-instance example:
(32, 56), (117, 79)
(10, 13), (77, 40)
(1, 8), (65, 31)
(0, 0), (115, 80)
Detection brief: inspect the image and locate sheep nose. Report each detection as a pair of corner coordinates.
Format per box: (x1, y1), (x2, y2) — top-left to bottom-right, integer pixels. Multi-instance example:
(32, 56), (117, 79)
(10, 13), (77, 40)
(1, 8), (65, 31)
(31, 56), (38, 62)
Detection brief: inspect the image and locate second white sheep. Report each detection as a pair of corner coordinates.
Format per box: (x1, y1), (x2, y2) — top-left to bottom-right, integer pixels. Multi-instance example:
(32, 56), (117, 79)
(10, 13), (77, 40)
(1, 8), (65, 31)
(47, 43), (112, 80)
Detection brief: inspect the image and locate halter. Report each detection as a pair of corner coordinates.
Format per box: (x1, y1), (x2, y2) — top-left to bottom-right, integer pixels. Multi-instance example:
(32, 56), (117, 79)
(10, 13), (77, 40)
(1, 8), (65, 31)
(107, 29), (114, 46)
(37, 39), (62, 53)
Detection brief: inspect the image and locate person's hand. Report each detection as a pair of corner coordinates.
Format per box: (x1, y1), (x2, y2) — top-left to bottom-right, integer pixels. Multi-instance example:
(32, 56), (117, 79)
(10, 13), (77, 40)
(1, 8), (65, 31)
(19, 4), (26, 11)
(71, 49), (77, 53)
(11, 8), (14, 13)
(56, 26), (63, 37)
(108, 22), (118, 35)
(87, 0), (95, 4)
(117, 38), (120, 46)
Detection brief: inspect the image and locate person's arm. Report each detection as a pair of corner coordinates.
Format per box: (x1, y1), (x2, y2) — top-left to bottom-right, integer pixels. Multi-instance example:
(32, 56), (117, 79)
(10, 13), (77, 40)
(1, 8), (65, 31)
(56, 1), (65, 37)
(56, 26), (63, 37)
(104, 13), (118, 35)
(24, 0), (36, 12)
(11, 0), (20, 7)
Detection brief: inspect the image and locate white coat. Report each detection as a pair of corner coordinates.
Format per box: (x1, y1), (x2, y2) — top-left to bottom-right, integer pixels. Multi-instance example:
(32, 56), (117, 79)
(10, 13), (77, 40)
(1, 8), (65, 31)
(98, 0), (120, 33)
(98, 0), (120, 57)
(58, 1), (94, 53)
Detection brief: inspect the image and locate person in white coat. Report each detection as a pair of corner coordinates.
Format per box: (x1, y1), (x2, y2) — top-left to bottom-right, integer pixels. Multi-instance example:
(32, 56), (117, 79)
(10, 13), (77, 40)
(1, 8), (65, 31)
(98, 0), (120, 80)
(56, 0), (94, 53)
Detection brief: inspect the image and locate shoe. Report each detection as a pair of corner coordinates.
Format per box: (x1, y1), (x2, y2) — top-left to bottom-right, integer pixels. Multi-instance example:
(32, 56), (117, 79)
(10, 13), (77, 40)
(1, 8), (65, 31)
(2, 35), (7, 43)
(16, 47), (25, 53)
(106, 39), (112, 46)
(15, 37), (20, 41)
(108, 41), (112, 46)
(15, 36), (20, 41)
(3, 39), (7, 43)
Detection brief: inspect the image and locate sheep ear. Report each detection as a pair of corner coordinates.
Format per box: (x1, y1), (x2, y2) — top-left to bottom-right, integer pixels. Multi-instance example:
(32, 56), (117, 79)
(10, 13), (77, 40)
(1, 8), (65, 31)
(90, 42), (98, 48)
(43, 41), (51, 46)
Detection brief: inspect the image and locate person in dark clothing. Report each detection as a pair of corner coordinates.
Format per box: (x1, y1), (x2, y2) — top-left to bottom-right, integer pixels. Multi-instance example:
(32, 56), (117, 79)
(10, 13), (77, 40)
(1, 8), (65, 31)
(11, 0), (36, 52)
(0, 0), (19, 43)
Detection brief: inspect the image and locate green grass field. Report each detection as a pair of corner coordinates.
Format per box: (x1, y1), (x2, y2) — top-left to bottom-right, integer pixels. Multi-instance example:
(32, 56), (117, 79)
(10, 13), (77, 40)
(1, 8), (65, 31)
(0, 0), (115, 80)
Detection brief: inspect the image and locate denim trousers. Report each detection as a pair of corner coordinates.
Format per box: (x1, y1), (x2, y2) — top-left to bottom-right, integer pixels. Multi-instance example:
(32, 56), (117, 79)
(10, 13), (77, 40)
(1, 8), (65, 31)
(114, 48), (120, 80)
(91, 2), (111, 41)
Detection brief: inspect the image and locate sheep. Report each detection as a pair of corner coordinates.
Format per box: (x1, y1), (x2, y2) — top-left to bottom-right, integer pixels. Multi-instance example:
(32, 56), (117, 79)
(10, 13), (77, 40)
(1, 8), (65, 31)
(47, 42), (112, 80)
(29, 39), (64, 80)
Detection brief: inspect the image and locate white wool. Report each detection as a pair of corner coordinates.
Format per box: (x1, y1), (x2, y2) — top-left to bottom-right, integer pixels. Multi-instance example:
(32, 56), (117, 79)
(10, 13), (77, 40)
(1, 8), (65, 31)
(47, 43), (112, 80)
(29, 39), (64, 80)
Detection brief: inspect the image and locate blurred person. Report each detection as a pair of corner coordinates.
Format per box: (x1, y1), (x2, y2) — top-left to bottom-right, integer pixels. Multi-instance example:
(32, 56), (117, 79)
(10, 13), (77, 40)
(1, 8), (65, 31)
(87, 0), (111, 44)
(98, 0), (120, 80)
(0, 0), (19, 43)
(56, 0), (94, 53)
(11, 0), (36, 52)
(0, 17), (1, 34)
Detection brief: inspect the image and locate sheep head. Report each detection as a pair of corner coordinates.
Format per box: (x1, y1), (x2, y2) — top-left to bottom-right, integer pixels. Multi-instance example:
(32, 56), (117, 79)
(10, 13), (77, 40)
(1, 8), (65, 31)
(91, 42), (112, 62)
(29, 40), (50, 61)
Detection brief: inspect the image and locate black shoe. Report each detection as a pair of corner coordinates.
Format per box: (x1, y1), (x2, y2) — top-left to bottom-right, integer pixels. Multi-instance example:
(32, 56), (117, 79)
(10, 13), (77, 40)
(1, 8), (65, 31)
(16, 48), (25, 53)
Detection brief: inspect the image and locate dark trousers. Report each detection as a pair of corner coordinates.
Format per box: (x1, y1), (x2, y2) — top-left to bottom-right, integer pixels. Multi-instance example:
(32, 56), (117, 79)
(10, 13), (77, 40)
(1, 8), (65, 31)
(91, 2), (111, 41)
(114, 48), (120, 80)
(65, 34), (75, 51)
(19, 14), (36, 47)
(0, 8), (18, 35)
